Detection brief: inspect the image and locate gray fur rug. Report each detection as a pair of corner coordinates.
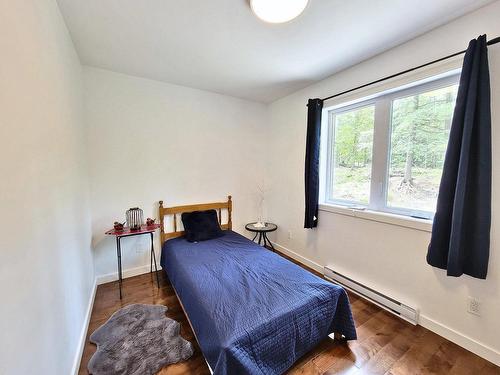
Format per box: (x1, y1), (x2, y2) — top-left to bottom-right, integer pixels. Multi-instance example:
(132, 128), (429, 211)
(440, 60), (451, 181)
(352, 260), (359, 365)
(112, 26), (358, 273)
(88, 304), (193, 375)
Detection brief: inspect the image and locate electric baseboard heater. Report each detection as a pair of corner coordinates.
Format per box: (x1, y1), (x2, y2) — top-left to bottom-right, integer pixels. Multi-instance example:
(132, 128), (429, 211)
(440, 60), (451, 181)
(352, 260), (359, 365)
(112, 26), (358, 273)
(324, 266), (419, 325)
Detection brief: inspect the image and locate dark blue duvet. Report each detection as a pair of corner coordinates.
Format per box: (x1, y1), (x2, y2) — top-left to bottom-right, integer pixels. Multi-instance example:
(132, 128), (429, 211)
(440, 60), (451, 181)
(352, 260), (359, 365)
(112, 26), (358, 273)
(161, 231), (356, 375)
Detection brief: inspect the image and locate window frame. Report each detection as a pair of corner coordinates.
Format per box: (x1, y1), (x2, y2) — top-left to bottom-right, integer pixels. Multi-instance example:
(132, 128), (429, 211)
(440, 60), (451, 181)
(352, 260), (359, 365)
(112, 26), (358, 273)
(322, 71), (460, 220)
(325, 100), (376, 207)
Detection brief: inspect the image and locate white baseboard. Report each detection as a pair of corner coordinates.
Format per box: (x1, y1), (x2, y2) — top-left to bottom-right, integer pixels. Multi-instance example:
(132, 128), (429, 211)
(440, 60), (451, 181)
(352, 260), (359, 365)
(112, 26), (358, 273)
(71, 279), (97, 375)
(419, 315), (500, 366)
(96, 264), (163, 285)
(71, 264), (164, 374)
(272, 242), (323, 274)
(272, 241), (500, 367)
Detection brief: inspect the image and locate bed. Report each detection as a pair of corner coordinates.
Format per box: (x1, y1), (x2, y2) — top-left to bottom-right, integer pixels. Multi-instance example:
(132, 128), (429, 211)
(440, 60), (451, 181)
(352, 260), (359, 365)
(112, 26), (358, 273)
(159, 196), (356, 375)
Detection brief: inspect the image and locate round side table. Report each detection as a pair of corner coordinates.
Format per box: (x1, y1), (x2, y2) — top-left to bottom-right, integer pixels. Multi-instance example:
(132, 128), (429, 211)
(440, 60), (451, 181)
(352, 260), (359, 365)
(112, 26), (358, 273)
(245, 222), (277, 251)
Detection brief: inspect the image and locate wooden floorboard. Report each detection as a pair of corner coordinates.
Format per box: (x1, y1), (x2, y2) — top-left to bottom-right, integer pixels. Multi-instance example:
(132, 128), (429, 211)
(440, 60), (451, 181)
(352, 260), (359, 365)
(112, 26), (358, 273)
(79, 251), (500, 375)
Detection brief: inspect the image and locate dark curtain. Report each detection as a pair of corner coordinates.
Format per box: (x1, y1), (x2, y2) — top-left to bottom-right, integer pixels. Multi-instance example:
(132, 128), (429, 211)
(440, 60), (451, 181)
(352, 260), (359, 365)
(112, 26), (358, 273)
(304, 98), (323, 228)
(427, 35), (491, 279)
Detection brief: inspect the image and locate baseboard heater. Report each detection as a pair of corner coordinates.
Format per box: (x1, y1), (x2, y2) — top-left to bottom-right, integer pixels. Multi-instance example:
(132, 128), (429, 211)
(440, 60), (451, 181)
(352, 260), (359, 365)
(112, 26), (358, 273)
(324, 266), (419, 325)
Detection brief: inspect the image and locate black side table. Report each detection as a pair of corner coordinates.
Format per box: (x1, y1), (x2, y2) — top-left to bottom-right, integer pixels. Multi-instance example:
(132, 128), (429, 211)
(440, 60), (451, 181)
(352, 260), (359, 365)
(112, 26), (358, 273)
(245, 222), (277, 251)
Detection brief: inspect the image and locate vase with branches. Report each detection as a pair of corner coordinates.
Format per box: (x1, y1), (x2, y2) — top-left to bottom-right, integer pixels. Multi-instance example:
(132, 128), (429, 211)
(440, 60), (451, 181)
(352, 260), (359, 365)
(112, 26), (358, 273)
(255, 180), (269, 228)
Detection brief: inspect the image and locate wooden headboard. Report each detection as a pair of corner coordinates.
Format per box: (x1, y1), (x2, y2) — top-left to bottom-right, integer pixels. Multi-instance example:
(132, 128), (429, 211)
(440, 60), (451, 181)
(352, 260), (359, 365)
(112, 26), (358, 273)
(159, 195), (232, 245)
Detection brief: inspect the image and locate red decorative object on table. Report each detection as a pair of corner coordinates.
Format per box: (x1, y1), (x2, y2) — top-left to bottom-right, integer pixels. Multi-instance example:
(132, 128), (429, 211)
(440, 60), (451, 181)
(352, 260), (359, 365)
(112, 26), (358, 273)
(113, 221), (125, 231)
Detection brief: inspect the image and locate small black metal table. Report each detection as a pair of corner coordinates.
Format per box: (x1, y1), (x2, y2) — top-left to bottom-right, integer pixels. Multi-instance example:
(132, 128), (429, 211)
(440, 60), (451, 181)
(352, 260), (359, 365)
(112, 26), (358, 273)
(245, 222), (277, 251)
(105, 224), (161, 299)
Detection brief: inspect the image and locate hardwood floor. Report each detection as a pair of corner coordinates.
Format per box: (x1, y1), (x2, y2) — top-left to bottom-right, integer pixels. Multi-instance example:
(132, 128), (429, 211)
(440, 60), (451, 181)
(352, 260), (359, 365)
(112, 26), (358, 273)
(79, 254), (500, 375)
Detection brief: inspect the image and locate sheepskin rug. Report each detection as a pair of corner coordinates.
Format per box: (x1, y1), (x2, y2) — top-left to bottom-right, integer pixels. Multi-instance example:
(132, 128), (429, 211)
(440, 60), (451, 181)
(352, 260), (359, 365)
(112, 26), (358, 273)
(88, 304), (193, 375)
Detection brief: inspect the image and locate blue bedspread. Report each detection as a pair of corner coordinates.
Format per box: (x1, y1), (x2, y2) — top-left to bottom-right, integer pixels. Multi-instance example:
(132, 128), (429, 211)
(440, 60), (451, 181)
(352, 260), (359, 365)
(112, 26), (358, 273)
(161, 231), (356, 375)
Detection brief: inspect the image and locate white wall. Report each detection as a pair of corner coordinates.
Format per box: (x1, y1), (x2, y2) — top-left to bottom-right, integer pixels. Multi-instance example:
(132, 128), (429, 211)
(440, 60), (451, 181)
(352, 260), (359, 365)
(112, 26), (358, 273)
(3, 1), (498, 372)
(265, 1), (500, 366)
(84, 67), (268, 280)
(0, 1), (94, 374)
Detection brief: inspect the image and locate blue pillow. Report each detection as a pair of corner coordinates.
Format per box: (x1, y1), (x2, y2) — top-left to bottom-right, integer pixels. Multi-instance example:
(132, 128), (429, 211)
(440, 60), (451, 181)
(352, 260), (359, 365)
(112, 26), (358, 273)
(181, 209), (223, 242)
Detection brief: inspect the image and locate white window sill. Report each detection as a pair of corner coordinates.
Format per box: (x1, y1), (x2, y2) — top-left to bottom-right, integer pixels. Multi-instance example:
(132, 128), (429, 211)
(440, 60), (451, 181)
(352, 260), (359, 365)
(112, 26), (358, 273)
(318, 204), (432, 232)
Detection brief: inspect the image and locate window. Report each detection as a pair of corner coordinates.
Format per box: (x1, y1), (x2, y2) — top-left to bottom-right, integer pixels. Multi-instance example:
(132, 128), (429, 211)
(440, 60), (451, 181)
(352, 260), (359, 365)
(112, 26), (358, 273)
(323, 72), (459, 219)
(327, 104), (375, 204)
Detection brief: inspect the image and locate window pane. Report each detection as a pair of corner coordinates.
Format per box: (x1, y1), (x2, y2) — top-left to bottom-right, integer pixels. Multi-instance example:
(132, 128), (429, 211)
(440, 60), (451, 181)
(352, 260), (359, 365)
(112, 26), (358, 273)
(329, 105), (375, 204)
(387, 84), (458, 213)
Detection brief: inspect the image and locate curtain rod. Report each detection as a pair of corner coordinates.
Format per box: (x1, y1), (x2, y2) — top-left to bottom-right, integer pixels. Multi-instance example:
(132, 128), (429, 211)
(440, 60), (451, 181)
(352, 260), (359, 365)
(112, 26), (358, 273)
(318, 36), (500, 103)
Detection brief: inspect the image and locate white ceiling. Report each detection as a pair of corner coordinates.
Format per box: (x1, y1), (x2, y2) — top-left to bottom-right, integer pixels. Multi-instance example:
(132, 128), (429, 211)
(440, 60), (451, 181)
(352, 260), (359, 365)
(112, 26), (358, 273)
(57, 0), (493, 103)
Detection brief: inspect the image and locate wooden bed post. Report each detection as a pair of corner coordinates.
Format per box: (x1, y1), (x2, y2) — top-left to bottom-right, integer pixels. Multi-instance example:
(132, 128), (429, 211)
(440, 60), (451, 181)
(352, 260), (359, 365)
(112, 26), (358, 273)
(159, 200), (165, 245)
(228, 195), (232, 230)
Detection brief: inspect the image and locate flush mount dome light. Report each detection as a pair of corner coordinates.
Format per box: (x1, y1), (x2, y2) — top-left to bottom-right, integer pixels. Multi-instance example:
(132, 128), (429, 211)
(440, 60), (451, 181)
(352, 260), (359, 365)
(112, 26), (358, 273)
(250, 0), (309, 23)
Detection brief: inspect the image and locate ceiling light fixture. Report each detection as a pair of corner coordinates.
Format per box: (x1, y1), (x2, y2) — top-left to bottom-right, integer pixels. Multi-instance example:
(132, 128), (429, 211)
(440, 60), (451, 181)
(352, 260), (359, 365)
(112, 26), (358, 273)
(250, 0), (309, 24)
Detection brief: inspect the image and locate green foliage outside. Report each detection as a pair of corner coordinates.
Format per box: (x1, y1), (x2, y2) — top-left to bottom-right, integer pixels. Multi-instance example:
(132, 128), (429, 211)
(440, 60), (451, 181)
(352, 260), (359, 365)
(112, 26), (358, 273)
(331, 84), (458, 211)
(390, 85), (457, 177)
(334, 106), (374, 169)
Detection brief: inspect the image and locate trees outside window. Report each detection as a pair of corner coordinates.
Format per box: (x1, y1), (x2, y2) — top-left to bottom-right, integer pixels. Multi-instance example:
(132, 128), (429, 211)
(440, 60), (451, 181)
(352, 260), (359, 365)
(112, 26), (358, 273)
(324, 72), (459, 219)
(329, 105), (374, 204)
(388, 85), (458, 212)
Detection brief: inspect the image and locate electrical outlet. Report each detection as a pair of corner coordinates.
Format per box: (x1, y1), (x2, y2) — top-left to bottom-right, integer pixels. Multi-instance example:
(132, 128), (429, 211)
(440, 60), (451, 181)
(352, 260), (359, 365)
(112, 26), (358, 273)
(467, 296), (481, 316)
(288, 230), (293, 240)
